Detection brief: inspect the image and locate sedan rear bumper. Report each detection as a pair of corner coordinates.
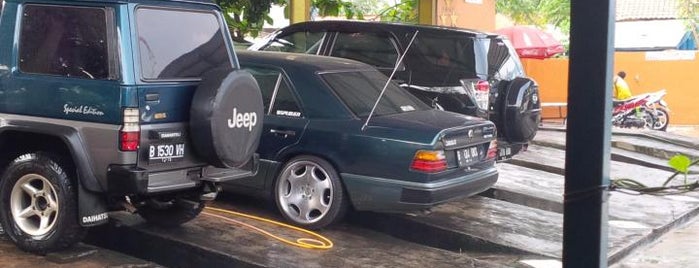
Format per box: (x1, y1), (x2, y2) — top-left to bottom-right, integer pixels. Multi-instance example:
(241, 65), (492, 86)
(341, 167), (498, 212)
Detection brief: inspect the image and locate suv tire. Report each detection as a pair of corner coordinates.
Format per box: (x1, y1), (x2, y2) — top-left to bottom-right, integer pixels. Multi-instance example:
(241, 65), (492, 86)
(137, 198), (206, 228)
(501, 77), (541, 143)
(0, 153), (85, 253)
(190, 69), (264, 169)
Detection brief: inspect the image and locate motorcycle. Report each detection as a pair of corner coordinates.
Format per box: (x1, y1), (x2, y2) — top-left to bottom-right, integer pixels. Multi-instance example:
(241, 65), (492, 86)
(612, 89), (669, 130)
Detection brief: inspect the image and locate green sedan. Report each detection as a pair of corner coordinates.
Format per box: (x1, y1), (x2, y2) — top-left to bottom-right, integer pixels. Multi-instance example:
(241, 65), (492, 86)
(224, 51), (498, 229)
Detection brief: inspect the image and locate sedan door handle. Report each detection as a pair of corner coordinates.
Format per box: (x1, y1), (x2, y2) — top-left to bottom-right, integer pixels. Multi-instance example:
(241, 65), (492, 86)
(270, 129), (296, 137)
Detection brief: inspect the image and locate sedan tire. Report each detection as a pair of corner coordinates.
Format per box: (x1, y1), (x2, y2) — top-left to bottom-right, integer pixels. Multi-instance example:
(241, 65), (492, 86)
(274, 156), (348, 229)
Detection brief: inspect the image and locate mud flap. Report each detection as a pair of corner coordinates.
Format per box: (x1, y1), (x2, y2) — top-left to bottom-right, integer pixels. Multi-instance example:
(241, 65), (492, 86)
(78, 182), (109, 227)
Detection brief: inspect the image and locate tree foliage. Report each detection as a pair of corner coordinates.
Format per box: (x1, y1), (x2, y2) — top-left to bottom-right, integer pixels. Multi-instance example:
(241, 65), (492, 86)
(376, 0), (417, 23)
(312, 0), (364, 19)
(215, 0), (286, 42)
(677, 0), (698, 44)
(496, 0), (570, 33)
(216, 0), (367, 41)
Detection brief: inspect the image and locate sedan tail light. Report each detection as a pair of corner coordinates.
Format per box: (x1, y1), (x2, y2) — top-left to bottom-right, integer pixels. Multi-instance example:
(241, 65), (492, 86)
(410, 150), (447, 173)
(486, 140), (498, 160)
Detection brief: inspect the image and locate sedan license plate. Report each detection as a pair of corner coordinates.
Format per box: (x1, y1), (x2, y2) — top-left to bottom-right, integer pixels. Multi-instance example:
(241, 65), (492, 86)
(457, 146), (481, 167)
(149, 143), (185, 164)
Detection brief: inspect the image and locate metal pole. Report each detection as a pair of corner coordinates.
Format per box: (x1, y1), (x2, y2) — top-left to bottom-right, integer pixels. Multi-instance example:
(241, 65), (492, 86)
(563, 0), (615, 267)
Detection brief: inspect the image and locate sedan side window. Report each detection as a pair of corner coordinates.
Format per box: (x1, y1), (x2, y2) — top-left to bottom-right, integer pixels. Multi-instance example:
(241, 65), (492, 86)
(330, 32), (399, 69)
(245, 66), (302, 118)
(264, 31), (325, 54)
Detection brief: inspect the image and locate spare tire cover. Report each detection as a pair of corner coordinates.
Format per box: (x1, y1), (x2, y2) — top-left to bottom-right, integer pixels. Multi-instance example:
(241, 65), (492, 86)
(190, 69), (264, 168)
(501, 77), (541, 143)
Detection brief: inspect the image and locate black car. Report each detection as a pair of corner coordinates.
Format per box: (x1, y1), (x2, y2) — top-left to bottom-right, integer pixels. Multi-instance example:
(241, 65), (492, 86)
(249, 20), (541, 160)
(226, 51), (498, 229)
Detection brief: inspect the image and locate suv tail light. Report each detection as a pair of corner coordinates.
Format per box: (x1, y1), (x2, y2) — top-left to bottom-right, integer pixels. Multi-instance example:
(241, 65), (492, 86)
(486, 140), (498, 160)
(410, 150), (447, 173)
(461, 79), (491, 111)
(119, 108), (140, 151)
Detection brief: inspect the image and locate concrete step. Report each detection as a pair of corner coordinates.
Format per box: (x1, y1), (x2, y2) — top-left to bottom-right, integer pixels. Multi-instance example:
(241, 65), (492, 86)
(85, 200), (513, 268)
(353, 195), (563, 258)
(531, 130), (699, 174)
(0, 237), (158, 268)
(489, 161), (699, 263)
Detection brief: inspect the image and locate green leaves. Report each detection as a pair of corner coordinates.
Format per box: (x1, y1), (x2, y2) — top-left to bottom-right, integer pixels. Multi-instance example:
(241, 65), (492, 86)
(313, 0), (364, 20)
(377, 0), (417, 23)
(669, 154), (692, 174)
(665, 154), (697, 186)
(496, 0), (570, 34)
(215, 0), (286, 41)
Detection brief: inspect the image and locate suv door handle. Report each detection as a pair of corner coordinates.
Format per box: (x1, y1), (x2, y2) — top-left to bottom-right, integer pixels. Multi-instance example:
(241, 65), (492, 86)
(270, 129), (296, 137)
(146, 93), (160, 104)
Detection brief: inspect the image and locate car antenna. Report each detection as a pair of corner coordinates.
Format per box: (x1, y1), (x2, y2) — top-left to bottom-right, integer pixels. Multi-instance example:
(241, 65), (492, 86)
(362, 30), (419, 131)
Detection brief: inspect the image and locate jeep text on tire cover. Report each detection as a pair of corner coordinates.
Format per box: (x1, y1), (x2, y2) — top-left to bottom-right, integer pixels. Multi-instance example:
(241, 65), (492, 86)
(0, 0), (263, 253)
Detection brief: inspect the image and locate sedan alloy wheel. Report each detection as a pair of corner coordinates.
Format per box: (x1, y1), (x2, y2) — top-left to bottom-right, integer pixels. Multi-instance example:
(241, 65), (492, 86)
(274, 156), (347, 229)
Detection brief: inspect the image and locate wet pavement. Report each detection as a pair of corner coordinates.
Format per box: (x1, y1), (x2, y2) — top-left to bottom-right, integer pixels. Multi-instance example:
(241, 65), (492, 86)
(85, 203), (515, 268)
(4, 125), (699, 267)
(0, 233), (159, 267)
(614, 214), (699, 268)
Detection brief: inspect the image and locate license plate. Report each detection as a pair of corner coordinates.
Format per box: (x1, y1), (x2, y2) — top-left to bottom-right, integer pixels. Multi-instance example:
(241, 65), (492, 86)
(457, 146), (481, 167)
(149, 143), (185, 164)
(499, 147), (512, 158)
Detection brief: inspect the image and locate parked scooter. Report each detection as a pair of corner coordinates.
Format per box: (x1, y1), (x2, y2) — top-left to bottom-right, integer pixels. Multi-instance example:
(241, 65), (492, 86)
(612, 89), (669, 130)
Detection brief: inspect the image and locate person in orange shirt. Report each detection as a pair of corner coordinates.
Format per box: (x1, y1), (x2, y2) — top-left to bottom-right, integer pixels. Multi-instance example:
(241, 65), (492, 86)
(613, 71), (632, 100)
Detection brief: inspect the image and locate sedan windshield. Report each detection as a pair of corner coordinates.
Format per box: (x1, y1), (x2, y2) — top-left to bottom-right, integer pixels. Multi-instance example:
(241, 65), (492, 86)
(321, 70), (429, 117)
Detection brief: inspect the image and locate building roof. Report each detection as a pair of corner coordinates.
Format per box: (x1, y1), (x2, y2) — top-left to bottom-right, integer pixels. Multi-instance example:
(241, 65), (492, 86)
(616, 0), (681, 21)
(615, 19), (689, 50)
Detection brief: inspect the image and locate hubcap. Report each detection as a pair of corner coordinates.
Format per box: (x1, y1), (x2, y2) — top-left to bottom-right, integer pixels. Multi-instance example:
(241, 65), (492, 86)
(10, 174), (59, 237)
(277, 161), (333, 224)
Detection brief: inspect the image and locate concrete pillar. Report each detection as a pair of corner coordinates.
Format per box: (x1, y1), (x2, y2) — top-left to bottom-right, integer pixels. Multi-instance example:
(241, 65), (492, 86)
(563, 0), (614, 267)
(418, 0), (435, 25)
(289, 0), (311, 24)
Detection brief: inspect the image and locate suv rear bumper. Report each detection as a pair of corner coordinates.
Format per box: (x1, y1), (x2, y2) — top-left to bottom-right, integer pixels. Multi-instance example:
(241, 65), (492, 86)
(107, 155), (259, 195)
(497, 141), (527, 161)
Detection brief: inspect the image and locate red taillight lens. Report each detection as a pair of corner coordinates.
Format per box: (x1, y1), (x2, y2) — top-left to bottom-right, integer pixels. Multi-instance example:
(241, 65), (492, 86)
(120, 131), (140, 151)
(476, 80), (490, 92)
(120, 108), (140, 151)
(486, 140), (498, 160)
(411, 150), (447, 173)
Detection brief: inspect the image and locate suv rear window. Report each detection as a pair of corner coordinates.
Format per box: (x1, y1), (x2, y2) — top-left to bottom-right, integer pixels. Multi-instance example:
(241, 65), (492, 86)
(136, 8), (231, 80)
(330, 32), (399, 68)
(405, 33), (478, 86)
(322, 70), (429, 117)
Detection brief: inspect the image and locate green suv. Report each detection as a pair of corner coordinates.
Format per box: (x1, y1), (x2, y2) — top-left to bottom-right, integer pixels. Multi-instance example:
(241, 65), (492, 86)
(0, 0), (263, 253)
